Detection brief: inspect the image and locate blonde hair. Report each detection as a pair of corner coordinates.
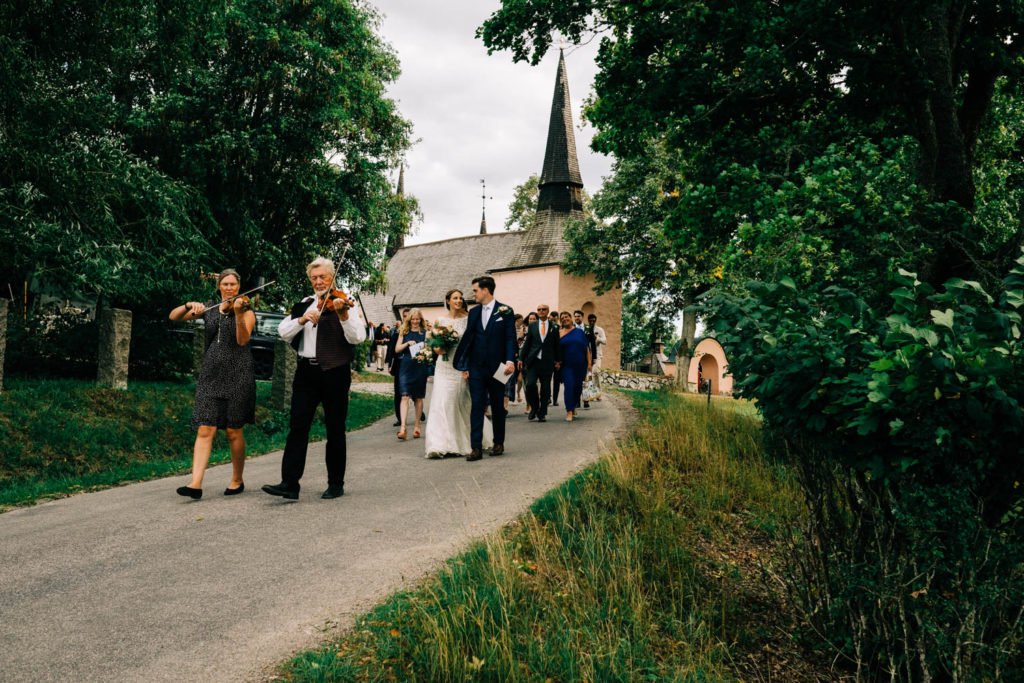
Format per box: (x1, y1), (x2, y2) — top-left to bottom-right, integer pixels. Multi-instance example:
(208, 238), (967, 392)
(400, 308), (425, 335)
(306, 256), (336, 279)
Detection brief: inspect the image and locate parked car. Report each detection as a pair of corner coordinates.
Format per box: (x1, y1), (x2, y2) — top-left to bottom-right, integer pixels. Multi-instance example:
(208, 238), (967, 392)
(173, 310), (286, 381)
(250, 311), (286, 380)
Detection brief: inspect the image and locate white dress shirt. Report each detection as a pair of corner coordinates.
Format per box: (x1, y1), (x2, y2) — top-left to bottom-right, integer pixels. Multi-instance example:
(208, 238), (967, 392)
(480, 301), (494, 329)
(278, 296), (367, 359)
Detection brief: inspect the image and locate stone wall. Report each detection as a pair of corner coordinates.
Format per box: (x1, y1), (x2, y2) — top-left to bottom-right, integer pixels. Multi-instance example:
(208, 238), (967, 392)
(96, 308), (132, 390)
(599, 368), (674, 392)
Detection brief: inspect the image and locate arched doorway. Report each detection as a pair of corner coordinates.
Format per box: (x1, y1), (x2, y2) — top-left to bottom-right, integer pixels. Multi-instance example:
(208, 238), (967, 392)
(698, 354), (720, 394)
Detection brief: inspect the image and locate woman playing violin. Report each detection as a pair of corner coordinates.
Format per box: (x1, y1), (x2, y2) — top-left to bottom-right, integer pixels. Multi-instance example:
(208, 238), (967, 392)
(169, 268), (256, 499)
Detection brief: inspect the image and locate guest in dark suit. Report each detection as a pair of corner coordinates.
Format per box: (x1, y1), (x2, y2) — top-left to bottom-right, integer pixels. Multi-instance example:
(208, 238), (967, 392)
(385, 308), (410, 426)
(262, 256), (366, 500)
(518, 303), (561, 422)
(452, 275), (518, 461)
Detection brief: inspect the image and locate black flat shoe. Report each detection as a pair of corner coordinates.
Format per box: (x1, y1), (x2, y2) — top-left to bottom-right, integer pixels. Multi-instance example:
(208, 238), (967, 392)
(321, 486), (344, 499)
(262, 482), (299, 500)
(176, 486), (202, 500)
(223, 483), (244, 496)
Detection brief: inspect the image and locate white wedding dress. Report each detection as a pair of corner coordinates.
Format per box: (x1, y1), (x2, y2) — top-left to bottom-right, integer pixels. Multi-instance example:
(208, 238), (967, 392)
(424, 315), (493, 457)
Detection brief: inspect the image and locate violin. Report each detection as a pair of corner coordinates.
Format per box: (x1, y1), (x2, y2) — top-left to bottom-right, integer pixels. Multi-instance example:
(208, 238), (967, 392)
(317, 287), (355, 321)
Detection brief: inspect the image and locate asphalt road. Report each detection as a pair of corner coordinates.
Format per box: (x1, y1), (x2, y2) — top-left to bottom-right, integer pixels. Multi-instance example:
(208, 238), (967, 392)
(0, 382), (623, 682)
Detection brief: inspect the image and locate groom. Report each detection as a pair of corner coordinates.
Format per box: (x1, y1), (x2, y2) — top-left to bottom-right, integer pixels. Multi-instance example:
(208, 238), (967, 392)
(452, 275), (517, 461)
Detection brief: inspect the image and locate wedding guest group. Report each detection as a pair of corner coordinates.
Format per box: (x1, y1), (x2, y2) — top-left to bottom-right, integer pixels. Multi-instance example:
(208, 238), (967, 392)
(262, 256), (366, 501)
(171, 268), (256, 499)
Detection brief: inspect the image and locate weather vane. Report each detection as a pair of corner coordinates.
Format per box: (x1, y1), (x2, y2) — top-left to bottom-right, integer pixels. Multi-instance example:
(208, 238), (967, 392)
(480, 179), (492, 214)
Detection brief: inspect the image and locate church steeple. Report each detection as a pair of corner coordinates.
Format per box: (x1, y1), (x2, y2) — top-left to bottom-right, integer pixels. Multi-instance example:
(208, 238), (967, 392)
(537, 49), (584, 213)
(385, 165), (406, 258)
(480, 178), (488, 234)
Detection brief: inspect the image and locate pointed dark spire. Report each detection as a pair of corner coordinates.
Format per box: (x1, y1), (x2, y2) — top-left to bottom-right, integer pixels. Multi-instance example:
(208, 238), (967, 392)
(502, 50), (587, 270)
(385, 165), (406, 258)
(479, 178), (488, 234)
(537, 49), (584, 213)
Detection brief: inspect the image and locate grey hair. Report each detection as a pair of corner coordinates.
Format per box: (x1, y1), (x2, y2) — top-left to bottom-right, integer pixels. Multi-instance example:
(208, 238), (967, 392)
(306, 256), (336, 279)
(217, 268), (241, 287)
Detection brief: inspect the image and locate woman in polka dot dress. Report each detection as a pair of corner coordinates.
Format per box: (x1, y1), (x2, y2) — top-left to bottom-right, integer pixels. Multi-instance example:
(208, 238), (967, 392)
(169, 268), (256, 499)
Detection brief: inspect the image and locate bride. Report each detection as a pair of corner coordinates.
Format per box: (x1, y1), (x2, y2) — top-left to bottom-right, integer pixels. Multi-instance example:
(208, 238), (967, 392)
(424, 288), (493, 458)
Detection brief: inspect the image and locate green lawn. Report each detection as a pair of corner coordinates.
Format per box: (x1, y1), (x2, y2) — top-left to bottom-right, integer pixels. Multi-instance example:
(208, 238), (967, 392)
(277, 388), (816, 681)
(0, 377), (393, 510)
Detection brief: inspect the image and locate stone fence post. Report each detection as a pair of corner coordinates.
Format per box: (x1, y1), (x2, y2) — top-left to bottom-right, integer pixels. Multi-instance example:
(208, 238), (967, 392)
(0, 299), (7, 392)
(271, 338), (296, 411)
(96, 307), (132, 390)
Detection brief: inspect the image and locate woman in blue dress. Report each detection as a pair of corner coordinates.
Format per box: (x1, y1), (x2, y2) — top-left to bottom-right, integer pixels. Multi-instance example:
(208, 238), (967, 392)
(557, 311), (591, 422)
(395, 308), (429, 439)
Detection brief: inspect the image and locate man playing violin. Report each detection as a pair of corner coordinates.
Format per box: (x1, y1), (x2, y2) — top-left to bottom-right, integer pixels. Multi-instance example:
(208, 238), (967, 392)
(262, 256), (366, 500)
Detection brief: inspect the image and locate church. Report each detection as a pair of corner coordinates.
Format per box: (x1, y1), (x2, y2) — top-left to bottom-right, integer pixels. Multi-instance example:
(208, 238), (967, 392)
(359, 52), (622, 370)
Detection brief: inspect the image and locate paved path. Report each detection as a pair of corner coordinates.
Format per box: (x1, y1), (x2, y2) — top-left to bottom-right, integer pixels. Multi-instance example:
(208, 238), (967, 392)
(0, 383), (623, 682)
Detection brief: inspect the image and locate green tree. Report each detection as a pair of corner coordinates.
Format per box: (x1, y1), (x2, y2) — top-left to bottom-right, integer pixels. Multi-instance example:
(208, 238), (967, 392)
(504, 173), (539, 231)
(2, 0), (414, 309)
(563, 139), (716, 384)
(618, 290), (678, 368)
(481, 1), (1024, 677)
(122, 0), (414, 301)
(0, 0), (216, 305)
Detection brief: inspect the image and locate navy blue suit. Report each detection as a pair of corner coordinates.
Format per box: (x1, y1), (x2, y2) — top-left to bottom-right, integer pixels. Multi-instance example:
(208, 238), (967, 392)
(453, 300), (518, 449)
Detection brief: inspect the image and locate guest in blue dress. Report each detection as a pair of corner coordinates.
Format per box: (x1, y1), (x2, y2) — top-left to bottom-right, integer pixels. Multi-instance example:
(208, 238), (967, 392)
(396, 308), (429, 439)
(557, 311), (591, 422)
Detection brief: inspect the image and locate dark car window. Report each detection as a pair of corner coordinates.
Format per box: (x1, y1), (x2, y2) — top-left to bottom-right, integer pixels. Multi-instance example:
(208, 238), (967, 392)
(254, 312), (285, 337)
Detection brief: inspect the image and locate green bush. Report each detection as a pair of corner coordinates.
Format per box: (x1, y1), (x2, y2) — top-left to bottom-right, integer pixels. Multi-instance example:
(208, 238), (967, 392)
(708, 257), (1024, 680)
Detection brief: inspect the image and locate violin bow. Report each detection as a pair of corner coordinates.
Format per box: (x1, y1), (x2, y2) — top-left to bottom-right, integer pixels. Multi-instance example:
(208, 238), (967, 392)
(311, 243), (351, 326)
(199, 280), (277, 314)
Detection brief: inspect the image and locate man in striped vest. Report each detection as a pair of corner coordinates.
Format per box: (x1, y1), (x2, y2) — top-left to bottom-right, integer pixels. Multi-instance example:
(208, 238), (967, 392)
(263, 256), (366, 500)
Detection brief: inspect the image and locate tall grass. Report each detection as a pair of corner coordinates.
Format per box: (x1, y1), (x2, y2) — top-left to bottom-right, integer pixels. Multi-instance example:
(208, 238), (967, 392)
(0, 377), (392, 509)
(280, 390), (807, 681)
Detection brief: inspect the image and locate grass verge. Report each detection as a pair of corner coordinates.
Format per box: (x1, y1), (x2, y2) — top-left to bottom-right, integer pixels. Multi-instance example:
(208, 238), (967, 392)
(277, 389), (826, 681)
(0, 377), (393, 510)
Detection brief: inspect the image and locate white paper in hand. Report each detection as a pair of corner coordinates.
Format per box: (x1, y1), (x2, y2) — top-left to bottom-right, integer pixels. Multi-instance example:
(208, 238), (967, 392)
(492, 363), (513, 384)
(410, 342), (425, 356)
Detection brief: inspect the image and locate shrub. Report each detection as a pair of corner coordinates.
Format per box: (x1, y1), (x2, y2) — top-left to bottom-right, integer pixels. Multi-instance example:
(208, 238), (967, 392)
(708, 257), (1024, 680)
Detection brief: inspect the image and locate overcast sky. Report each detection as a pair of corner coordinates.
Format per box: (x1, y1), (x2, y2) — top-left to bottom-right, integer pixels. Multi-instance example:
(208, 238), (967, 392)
(368, 0), (614, 246)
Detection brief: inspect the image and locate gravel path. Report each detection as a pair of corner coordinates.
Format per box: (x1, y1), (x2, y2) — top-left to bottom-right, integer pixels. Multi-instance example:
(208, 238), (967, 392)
(0, 383), (624, 682)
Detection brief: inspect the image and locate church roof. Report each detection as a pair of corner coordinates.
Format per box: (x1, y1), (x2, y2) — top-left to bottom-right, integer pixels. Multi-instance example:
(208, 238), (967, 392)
(387, 232), (525, 307)
(358, 291), (396, 326)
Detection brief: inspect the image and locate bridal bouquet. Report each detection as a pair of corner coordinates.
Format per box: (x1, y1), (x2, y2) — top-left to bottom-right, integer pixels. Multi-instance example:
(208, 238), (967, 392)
(413, 345), (435, 367)
(426, 321), (460, 361)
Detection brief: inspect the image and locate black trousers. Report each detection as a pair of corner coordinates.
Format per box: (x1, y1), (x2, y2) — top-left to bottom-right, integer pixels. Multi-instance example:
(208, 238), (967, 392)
(392, 357), (402, 421)
(524, 364), (553, 417)
(551, 367), (561, 404)
(281, 360), (351, 488)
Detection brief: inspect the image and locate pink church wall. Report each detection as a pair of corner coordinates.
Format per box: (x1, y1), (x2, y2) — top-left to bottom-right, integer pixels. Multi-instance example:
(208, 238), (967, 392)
(687, 338), (733, 395)
(491, 267), (622, 370)
(557, 270), (622, 371)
